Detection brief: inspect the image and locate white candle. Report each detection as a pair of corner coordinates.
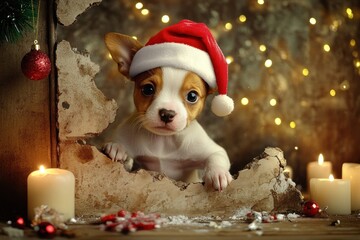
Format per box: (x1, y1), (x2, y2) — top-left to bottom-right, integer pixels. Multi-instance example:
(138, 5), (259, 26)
(342, 163), (360, 211)
(307, 153), (332, 186)
(27, 166), (75, 221)
(310, 174), (351, 215)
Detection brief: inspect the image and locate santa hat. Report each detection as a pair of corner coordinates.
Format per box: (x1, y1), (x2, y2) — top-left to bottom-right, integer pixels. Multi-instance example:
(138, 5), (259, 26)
(129, 19), (234, 117)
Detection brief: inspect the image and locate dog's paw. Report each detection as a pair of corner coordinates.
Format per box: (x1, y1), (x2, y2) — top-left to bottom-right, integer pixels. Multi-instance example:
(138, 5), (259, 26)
(102, 142), (128, 162)
(204, 168), (233, 191)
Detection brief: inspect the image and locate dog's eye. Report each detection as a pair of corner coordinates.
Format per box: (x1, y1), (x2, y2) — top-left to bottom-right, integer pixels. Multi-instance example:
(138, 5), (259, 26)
(186, 90), (199, 103)
(141, 84), (155, 96)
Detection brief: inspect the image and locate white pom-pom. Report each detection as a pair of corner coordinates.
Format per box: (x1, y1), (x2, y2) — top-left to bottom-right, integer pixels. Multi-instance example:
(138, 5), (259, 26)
(211, 95), (234, 117)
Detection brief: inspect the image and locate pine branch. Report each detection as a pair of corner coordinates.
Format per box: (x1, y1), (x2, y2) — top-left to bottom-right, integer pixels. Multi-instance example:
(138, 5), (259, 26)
(0, 0), (37, 43)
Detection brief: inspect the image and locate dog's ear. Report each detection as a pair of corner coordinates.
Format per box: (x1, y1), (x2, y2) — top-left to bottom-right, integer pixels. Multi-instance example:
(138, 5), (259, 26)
(104, 33), (143, 77)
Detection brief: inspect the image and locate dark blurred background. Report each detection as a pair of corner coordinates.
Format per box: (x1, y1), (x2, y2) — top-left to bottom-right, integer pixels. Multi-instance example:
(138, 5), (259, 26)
(58, 0), (360, 190)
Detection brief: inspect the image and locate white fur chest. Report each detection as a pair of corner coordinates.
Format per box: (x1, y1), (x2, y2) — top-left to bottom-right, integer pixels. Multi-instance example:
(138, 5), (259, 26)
(130, 130), (182, 159)
(116, 119), (227, 180)
(119, 120), (215, 160)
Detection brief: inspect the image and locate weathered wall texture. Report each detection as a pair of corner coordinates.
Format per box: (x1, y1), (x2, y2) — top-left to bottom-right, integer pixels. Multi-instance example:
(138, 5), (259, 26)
(56, 40), (117, 140)
(56, 41), (302, 216)
(57, 0), (102, 26)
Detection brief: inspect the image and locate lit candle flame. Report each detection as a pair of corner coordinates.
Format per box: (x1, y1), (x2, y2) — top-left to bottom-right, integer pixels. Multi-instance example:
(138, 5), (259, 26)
(318, 153), (324, 165)
(39, 165), (45, 173)
(329, 174), (334, 181)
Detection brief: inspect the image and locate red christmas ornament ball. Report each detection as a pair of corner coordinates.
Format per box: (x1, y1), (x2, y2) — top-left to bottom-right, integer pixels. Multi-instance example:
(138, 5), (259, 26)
(21, 48), (51, 81)
(303, 200), (320, 217)
(34, 222), (57, 238)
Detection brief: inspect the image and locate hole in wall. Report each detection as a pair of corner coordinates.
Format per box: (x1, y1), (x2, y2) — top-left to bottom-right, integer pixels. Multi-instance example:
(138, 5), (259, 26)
(62, 101), (70, 109)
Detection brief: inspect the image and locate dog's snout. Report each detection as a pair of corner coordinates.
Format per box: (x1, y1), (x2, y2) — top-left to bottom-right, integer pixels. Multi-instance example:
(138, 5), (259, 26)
(159, 108), (176, 123)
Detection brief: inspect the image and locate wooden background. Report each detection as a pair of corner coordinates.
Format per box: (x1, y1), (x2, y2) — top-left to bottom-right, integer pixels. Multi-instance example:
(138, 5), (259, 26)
(0, 0), (56, 219)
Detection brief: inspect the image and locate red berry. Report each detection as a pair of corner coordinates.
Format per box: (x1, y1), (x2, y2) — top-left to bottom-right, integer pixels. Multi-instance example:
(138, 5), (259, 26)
(117, 210), (128, 217)
(10, 217), (26, 229)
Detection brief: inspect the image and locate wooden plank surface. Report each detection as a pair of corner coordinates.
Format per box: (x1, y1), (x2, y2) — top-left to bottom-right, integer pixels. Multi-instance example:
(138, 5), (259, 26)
(67, 215), (360, 240)
(1, 215), (359, 239)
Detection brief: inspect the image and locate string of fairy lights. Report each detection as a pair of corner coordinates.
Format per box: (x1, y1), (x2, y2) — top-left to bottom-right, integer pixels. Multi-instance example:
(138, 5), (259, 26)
(113, 0), (358, 134)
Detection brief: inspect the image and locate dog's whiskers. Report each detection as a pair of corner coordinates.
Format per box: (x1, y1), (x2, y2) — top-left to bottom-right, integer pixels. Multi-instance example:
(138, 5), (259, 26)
(130, 113), (147, 132)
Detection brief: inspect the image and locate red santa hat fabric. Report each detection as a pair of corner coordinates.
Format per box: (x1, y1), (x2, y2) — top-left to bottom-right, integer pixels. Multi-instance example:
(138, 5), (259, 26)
(129, 19), (234, 117)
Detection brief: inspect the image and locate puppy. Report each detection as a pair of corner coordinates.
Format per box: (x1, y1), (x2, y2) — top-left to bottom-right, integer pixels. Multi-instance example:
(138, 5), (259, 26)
(103, 20), (234, 191)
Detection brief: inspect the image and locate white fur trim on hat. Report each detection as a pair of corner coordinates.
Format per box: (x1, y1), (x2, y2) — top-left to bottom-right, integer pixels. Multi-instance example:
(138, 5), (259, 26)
(129, 42), (216, 88)
(211, 94), (234, 117)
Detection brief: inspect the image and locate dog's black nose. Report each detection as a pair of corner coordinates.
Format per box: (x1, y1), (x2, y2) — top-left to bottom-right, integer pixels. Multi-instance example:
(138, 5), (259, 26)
(159, 109), (176, 123)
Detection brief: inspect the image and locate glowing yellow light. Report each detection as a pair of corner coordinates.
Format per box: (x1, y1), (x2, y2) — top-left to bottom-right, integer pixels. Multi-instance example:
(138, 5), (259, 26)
(289, 121), (296, 129)
(141, 9), (149, 15)
(269, 98), (277, 106)
(309, 17), (317, 25)
(355, 59), (360, 68)
(135, 2), (143, 9)
(294, 146), (299, 150)
(346, 8), (354, 19)
(329, 89), (336, 97)
(350, 39), (356, 47)
(274, 117), (282, 125)
(161, 15), (170, 23)
(132, 36), (138, 40)
(340, 80), (349, 90)
(264, 59), (272, 68)
(329, 174), (335, 181)
(259, 45), (266, 52)
(257, 0), (264, 5)
(239, 15), (247, 23)
(225, 22), (233, 30)
(241, 97), (249, 105)
(107, 53), (113, 59)
(39, 165), (45, 173)
(318, 154), (324, 165)
(323, 44), (330, 52)
(302, 68), (309, 76)
(226, 56), (234, 64)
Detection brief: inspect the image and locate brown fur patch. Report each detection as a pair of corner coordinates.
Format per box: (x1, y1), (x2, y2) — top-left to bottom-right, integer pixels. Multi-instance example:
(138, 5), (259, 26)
(180, 72), (208, 123)
(133, 68), (163, 113)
